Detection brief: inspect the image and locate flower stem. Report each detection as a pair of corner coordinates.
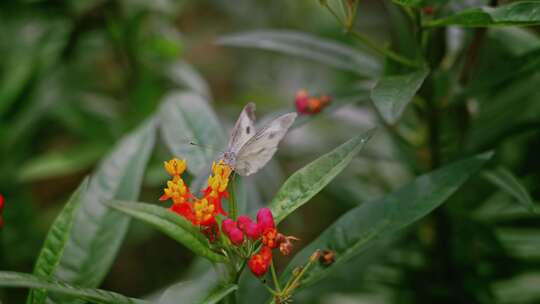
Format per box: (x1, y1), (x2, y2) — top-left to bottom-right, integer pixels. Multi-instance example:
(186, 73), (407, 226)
(229, 173), (238, 220)
(349, 31), (420, 67)
(270, 261), (282, 292)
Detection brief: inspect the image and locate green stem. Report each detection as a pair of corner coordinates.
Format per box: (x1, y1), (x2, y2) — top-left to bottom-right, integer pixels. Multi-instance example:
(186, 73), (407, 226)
(270, 261), (282, 292)
(229, 173), (238, 220)
(349, 31), (420, 67)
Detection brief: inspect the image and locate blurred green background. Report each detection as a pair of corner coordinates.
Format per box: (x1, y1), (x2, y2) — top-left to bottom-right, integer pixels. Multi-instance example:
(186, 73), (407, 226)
(1, 0), (540, 303)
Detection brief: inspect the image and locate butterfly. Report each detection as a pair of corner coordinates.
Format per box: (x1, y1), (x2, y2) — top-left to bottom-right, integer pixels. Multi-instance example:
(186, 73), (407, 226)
(222, 103), (297, 176)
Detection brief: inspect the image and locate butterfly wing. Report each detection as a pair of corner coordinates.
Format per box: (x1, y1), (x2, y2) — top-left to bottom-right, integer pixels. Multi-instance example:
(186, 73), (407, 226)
(234, 113), (297, 176)
(227, 102), (256, 154)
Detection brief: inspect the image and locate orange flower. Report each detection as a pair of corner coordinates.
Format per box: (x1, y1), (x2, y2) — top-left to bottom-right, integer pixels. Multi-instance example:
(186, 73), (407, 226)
(160, 158), (233, 227)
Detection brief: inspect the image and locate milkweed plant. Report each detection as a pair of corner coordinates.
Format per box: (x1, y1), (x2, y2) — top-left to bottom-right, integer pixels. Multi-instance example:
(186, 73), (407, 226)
(1, 0), (540, 304)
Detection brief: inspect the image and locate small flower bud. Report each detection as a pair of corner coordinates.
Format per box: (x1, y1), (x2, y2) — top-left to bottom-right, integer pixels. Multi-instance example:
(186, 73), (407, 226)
(310, 250), (322, 262)
(0, 195), (4, 211)
(319, 249), (335, 266)
(292, 266), (303, 277)
(221, 219), (244, 246)
(164, 158), (187, 176)
(257, 208), (275, 231)
(228, 227), (244, 246)
(236, 215), (253, 231)
(245, 222), (261, 240)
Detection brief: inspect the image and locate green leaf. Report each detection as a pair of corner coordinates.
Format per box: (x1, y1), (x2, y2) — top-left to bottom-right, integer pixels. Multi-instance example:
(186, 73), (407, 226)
(0, 272), (147, 304)
(482, 167), (538, 214)
(426, 2), (540, 27)
(201, 284), (238, 304)
(371, 67), (429, 124)
(281, 152), (492, 289)
(391, 0), (421, 7)
(217, 30), (381, 77)
(108, 201), (226, 262)
(158, 282), (236, 304)
(27, 179), (89, 304)
(51, 118), (156, 293)
(167, 61), (212, 101)
(159, 91), (226, 175)
(270, 130), (375, 224)
(18, 144), (108, 182)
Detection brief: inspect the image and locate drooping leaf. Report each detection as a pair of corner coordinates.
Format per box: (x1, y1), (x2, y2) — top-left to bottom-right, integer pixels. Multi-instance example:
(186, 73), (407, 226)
(482, 167), (538, 213)
(108, 201), (226, 262)
(371, 67), (429, 124)
(426, 2), (540, 27)
(0, 272), (148, 304)
(281, 152), (492, 289)
(18, 144), (108, 182)
(159, 91), (226, 175)
(270, 129), (375, 224)
(167, 61), (212, 101)
(51, 118), (156, 293)
(217, 30), (381, 77)
(27, 179), (89, 304)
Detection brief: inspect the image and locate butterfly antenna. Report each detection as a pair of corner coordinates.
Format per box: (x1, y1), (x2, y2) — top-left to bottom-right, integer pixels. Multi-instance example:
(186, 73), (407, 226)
(189, 141), (219, 152)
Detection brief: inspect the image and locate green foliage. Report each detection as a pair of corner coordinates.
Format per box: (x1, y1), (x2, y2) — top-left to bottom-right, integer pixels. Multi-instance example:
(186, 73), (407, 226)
(27, 179), (89, 304)
(0, 272), (148, 304)
(371, 66), (429, 124)
(51, 118), (156, 293)
(427, 2), (540, 27)
(217, 30), (382, 77)
(281, 152), (492, 289)
(159, 91), (226, 175)
(270, 130), (374, 224)
(108, 201), (226, 262)
(483, 167), (538, 214)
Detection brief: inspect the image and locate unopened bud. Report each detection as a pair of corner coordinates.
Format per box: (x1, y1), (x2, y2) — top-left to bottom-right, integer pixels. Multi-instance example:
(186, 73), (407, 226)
(309, 250), (321, 262)
(292, 266), (303, 277)
(319, 249), (335, 266)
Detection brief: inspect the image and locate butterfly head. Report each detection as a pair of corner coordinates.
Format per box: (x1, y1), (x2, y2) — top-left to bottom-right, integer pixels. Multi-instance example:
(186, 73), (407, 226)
(221, 151), (236, 168)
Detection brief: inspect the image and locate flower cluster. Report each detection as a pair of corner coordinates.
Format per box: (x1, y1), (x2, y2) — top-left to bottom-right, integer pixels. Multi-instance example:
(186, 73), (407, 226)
(159, 158), (298, 279)
(0, 194), (4, 229)
(295, 89), (331, 115)
(160, 158), (232, 227)
(222, 207), (298, 277)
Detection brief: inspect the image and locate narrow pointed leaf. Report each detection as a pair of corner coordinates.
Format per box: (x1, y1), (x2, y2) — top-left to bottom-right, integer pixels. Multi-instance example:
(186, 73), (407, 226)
(270, 130), (375, 224)
(217, 30), (381, 77)
(51, 118), (156, 294)
(27, 179), (89, 304)
(483, 167), (538, 213)
(159, 91), (226, 175)
(201, 284), (238, 304)
(371, 67), (429, 124)
(108, 201), (226, 262)
(281, 152), (492, 289)
(426, 2), (540, 27)
(0, 272), (148, 304)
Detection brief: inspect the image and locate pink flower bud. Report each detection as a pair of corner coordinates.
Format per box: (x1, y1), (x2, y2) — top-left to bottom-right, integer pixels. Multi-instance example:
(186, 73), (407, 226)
(228, 227), (244, 246)
(221, 219), (236, 235)
(256, 208), (275, 231)
(236, 215), (253, 231)
(245, 222), (261, 240)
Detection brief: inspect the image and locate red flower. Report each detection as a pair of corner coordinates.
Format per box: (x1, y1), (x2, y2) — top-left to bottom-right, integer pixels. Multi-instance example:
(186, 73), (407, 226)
(248, 246), (273, 277)
(294, 90), (332, 115)
(262, 228), (278, 249)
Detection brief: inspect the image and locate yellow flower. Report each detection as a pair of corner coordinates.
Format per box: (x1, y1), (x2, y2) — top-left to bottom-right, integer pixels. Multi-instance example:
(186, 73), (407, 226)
(160, 175), (190, 204)
(164, 158), (187, 177)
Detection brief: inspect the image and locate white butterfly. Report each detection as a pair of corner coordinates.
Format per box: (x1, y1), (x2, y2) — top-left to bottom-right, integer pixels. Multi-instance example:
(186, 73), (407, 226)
(222, 103), (297, 176)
